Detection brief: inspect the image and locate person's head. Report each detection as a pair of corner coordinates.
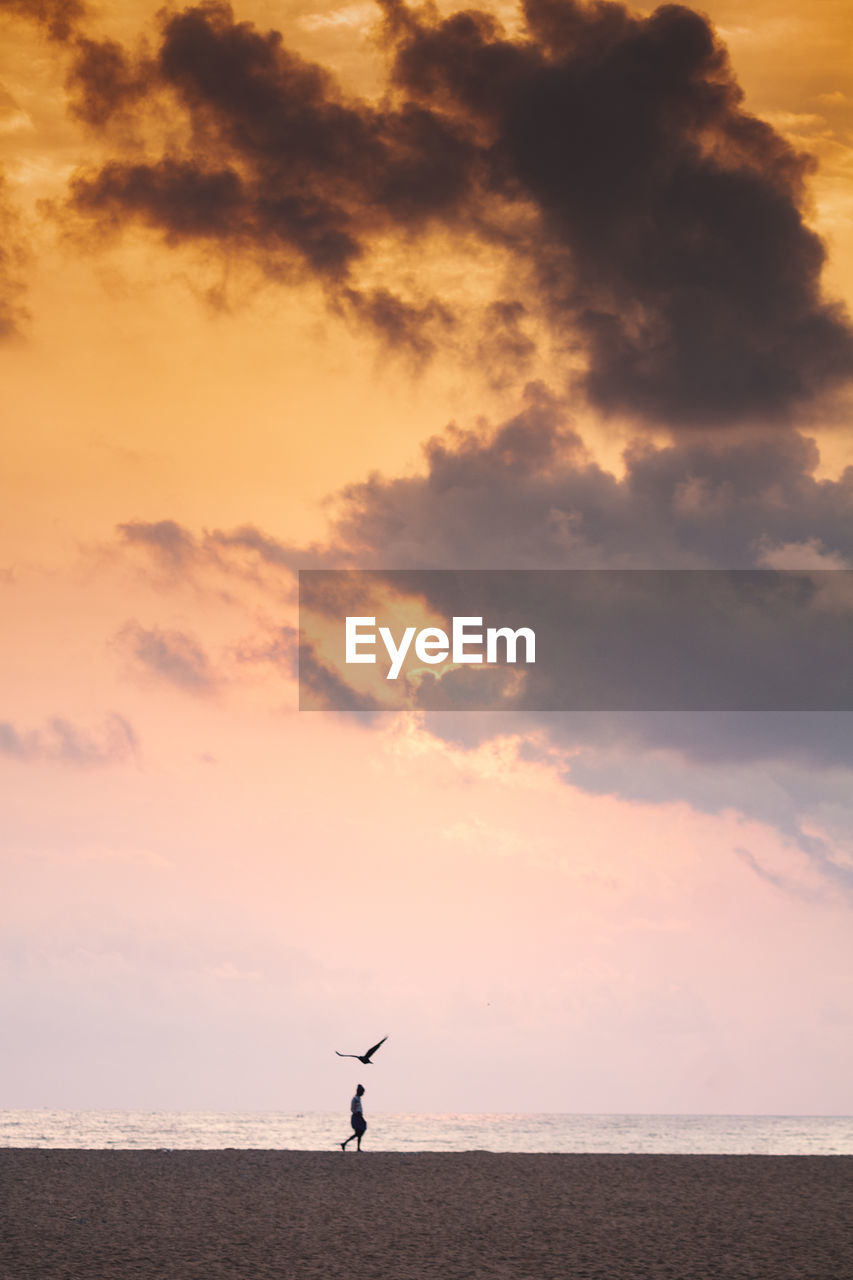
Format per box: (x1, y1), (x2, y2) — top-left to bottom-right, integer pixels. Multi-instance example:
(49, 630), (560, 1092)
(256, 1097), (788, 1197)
(356, 1084), (365, 1095)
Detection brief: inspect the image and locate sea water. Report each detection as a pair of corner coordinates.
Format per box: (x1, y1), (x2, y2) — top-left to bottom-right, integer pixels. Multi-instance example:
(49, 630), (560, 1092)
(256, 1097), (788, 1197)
(1, 1111), (851, 1153)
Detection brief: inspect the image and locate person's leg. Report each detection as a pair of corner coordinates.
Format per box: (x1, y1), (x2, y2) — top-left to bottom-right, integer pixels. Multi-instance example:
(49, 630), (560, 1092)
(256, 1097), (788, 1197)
(342, 1119), (360, 1149)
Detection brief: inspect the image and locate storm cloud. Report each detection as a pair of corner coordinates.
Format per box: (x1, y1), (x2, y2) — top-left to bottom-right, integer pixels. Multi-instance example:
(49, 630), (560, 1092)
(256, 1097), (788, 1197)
(61, 0), (853, 424)
(382, 0), (853, 423)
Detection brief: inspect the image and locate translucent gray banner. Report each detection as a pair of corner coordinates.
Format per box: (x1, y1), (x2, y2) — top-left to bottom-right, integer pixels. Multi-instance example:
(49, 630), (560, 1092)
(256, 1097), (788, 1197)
(298, 569), (853, 711)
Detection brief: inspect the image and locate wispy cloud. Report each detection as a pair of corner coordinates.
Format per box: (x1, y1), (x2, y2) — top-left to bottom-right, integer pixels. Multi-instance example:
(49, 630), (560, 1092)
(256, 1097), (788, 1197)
(115, 620), (218, 694)
(0, 712), (137, 765)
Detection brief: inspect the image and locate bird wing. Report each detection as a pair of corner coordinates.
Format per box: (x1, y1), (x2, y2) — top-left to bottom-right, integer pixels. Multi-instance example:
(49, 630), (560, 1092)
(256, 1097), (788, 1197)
(364, 1035), (388, 1059)
(335, 1051), (359, 1058)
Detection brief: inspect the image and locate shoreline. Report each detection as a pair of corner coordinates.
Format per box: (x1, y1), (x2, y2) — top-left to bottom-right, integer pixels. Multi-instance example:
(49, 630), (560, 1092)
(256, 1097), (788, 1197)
(1, 1152), (850, 1162)
(2, 1151), (851, 1278)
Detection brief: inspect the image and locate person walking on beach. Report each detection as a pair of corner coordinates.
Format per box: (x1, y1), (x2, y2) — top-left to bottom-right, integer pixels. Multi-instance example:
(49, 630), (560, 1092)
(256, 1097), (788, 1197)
(341, 1084), (367, 1151)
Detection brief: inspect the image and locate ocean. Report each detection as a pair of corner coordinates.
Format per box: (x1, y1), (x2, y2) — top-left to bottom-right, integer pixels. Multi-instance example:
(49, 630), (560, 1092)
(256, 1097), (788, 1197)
(1, 1111), (851, 1154)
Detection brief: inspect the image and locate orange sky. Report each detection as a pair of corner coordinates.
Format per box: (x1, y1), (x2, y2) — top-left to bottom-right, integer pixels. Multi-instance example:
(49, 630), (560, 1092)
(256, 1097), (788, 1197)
(2, 0), (852, 1113)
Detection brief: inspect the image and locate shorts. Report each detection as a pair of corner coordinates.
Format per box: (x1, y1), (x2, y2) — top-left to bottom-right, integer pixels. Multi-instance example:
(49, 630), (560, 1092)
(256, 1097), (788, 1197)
(351, 1113), (367, 1136)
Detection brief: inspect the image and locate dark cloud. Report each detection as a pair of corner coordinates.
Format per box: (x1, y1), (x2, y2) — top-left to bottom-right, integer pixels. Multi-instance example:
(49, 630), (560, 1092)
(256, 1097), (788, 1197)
(0, 713), (137, 764)
(286, 397), (853, 878)
(0, 0), (85, 41)
(320, 390), (853, 570)
(306, 400), (853, 885)
(113, 392), (853, 583)
(116, 620), (217, 693)
(384, 0), (853, 424)
(62, 0), (853, 424)
(65, 35), (152, 127)
(71, 158), (251, 242)
(64, 2), (478, 353)
(339, 287), (456, 364)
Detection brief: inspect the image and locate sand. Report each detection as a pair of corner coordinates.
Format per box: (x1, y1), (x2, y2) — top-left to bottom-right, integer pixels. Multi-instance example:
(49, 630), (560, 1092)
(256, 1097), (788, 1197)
(1, 1150), (851, 1279)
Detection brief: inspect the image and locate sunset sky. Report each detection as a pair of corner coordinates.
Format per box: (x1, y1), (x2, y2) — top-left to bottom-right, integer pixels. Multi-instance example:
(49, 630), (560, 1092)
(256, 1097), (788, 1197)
(2, 0), (853, 1114)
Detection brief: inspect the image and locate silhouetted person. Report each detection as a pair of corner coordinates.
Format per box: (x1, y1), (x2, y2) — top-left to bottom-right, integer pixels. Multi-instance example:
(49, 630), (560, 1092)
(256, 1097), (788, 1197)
(341, 1084), (366, 1151)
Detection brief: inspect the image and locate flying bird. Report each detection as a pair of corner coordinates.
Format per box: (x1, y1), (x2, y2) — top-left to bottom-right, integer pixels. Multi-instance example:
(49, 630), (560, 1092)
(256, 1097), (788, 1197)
(335, 1036), (388, 1065)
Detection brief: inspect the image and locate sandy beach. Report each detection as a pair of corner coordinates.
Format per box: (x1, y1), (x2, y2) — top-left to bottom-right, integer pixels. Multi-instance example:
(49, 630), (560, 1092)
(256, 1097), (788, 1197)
(1, 1150), (851, 1279)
